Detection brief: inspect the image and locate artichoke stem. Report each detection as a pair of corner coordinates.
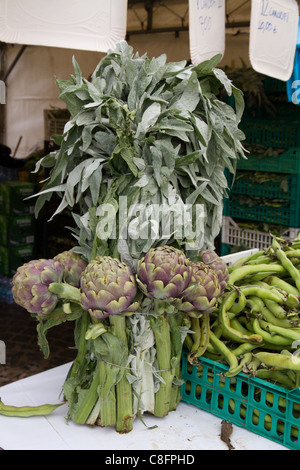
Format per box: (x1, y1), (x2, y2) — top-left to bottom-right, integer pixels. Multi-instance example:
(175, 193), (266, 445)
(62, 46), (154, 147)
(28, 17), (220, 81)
(71, 362), (100, 424)
(48, 282), (81, 303)
(150, 311), (173, 417)
(109, 315), (133, 433)
(67, 310), (90, 380)
(99, 361), (117, 427)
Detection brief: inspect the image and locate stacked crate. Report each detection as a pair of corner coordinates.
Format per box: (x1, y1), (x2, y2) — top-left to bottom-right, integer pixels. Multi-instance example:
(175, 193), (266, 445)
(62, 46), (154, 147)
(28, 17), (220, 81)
(222, 103), (300, 255)
(0, 181), (36, 284)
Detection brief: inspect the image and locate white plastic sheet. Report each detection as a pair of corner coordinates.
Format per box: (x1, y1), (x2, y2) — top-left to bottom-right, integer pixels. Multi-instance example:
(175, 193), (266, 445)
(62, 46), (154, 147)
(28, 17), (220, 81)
(249, 0), (299, 80)
(0, 363), (287, 450)
(0, 0), (128, 52)
(189, 0), (225, 65)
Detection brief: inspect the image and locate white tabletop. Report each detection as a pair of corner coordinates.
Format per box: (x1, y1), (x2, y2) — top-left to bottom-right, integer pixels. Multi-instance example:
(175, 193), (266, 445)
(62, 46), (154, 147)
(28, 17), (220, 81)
(0, 363), (288, 451)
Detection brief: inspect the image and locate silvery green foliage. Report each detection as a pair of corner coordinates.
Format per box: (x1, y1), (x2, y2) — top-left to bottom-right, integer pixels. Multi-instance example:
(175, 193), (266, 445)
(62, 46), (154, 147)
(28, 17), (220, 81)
(34, 41), (245, 266)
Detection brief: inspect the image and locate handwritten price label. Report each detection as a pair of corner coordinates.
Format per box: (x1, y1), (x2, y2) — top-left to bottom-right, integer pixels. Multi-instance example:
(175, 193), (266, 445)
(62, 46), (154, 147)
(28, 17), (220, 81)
(249, 0), (299, 80)
(189, 0), (225, 64)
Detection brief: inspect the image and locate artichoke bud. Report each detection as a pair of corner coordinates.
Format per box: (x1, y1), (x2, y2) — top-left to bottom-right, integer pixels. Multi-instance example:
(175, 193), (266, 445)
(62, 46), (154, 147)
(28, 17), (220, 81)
(80, 256), (140, 319)
(136, 245), (192, 301)
(12, 259), (64, 317)
(177, 261), (221, 316)
(197, 249), (229, 294)
(54, 250), (88, 287)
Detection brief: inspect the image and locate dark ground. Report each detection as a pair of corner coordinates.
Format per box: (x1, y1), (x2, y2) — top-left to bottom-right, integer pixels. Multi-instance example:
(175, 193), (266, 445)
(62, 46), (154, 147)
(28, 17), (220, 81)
(0, 301), (77, 387)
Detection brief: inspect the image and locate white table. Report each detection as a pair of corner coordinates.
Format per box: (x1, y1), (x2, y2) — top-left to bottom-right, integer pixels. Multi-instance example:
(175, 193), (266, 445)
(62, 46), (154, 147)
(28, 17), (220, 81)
(0, 363), (288, 451)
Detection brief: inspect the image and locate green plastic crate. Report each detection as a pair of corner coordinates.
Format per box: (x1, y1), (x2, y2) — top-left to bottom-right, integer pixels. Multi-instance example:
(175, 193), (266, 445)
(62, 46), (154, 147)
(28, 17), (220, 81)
(223, 196), (300, 227)
(181, 351), (300, 450)
(240, 117), (300, 150)
(264, 76), (287, 94)
(229, 172), (300, 201)
(237, 148), (300, 174)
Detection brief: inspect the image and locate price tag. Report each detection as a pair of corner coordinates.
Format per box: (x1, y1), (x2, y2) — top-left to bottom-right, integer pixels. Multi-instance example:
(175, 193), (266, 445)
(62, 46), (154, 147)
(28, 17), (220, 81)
(249, 0), (299, 80)
(0, 0), (127, 52)
(189, 0), (225, 65)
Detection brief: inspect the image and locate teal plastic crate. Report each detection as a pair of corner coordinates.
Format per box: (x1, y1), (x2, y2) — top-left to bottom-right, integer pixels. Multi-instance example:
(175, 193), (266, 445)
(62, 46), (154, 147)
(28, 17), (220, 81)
(239, 117), (300, 150)
(237, 148), (300, 174)
(264, 76), (287, 94)
(181, 351), (300, 450)
(229, 172), (300, 201)
(223, 196), (300, 227)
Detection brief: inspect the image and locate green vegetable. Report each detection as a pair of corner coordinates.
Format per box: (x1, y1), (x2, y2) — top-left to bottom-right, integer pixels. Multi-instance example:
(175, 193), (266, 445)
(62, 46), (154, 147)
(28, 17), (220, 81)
(0, 400), (63, 417)
(9, 41), (246, 433)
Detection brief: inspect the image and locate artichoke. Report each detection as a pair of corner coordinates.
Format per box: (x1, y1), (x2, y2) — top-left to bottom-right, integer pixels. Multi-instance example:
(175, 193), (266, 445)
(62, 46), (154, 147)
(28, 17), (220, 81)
(136, 245), (192, 300)
(80, 256), (139, 319)
(178, 261), (221, 317)
(12, 259), (64, 316)
(54, 250), (88, 287)
(198, 249), (229, 294)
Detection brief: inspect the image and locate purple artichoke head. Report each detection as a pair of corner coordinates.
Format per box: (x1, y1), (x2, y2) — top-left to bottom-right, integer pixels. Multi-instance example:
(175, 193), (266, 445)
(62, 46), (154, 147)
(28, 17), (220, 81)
(80, 256), (139, 319)
(54, 250), (88, 287)
(136, 245), (192, 300)
(177, 261), (221, 317)
(12, 259), (64, 316)
(198, 249), (229, 294)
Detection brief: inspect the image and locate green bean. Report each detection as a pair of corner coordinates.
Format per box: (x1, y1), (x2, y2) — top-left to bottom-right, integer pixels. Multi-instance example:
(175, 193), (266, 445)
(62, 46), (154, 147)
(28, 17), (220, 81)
(225, 352), (253, 377)
(188, 317), (201, 361)
(255, 369), (296, 389)
(246, 255), (274, 265)
(231, 341), (259, 356)
(229, 250), (264, 271)
(255, 351), (300, 371)
(228, 263), (286, 285)
(272, 238), (300, 293)
(184, 333), (194, 351)
(251, 319), (291, 346)
(263, 298), (287, 319)
(195, 312), (210, 358)
(261, 305), (299, 329)
(245, 356), (261, 374)
(229, 290), (247, 314)
(220, 303), (263, 344)
(0, 400), (63, 417)
(286, 249), (300, 258)
(261, 321), (300, 342)
(209, 331), (239, 371)
(265, 275), (299, 296)
(230, 318), (254, 338)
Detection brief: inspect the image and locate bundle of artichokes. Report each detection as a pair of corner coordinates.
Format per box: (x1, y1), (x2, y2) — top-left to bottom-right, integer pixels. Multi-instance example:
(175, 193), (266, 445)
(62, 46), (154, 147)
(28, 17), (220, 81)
(7, 41), (243, 432)
(11, 245), (228, 431)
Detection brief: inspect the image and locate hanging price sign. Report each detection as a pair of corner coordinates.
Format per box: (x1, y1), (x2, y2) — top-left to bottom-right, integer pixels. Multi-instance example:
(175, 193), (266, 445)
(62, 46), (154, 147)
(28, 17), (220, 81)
(189, 0), (225, 65)
(249, 0), (299, 80)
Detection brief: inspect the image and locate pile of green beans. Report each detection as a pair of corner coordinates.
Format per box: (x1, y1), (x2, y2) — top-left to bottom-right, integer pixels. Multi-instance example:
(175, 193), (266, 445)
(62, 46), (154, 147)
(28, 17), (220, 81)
(184, 234), (300, 390)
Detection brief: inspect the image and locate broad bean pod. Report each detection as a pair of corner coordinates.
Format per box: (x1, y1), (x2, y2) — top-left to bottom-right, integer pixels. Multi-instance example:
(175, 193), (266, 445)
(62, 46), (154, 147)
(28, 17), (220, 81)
(251, 319), (291, 346)
(228, 263), (286, 285)
(265, 276), (299, 296)
(272, 239), (300, 293)
(195, 312), (210, 358)
(209, 331), (238, 371)
(0, 400), (63, 417)
(255, 351), (300, 371)
(224, 352), (253, 377)
(261, 321), (300, 342)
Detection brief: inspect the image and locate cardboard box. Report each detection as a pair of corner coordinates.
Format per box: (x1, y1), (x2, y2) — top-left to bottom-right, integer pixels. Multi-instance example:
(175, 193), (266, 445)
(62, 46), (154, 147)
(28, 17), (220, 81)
(0, 244), (35, 277)
(0, 214), (35, 246)
(0, 181), (36, 215)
